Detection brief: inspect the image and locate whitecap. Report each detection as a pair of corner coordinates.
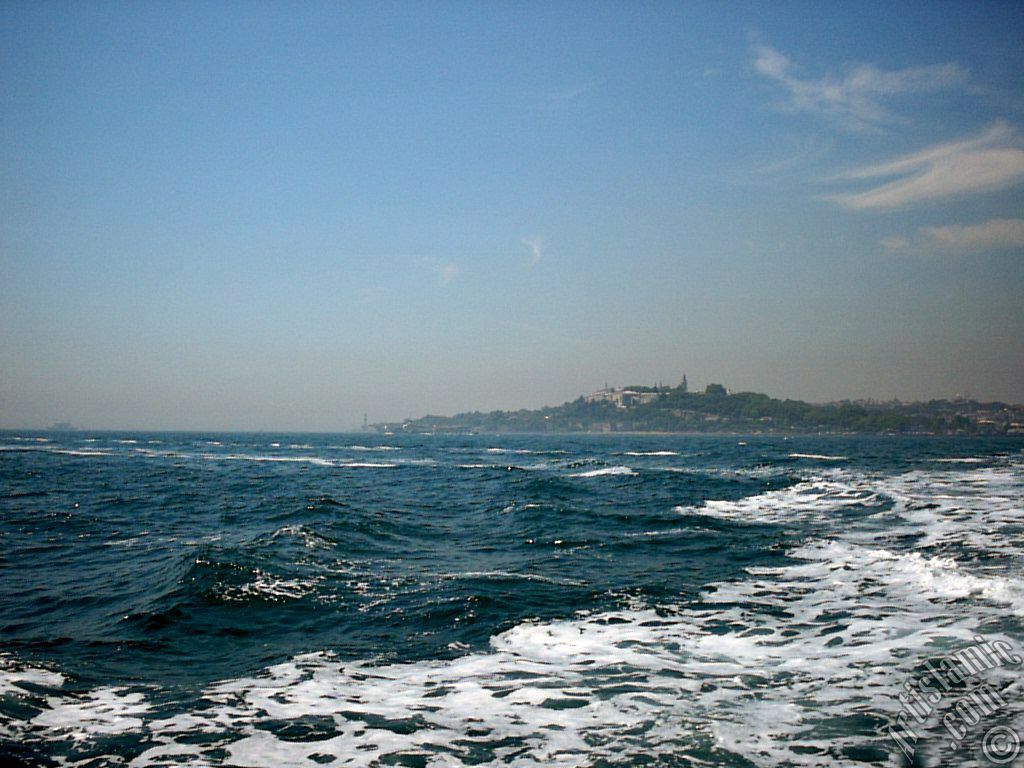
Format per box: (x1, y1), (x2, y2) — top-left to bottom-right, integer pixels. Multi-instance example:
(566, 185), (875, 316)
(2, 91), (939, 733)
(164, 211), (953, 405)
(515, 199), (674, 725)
(218, 454), (335, 467)
(570, 466), (637, 478)
(437, 570), (587, 587)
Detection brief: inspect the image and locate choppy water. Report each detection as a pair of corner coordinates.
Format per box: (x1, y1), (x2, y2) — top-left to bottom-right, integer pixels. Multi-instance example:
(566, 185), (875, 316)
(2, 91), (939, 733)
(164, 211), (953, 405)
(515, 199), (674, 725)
(1, 432), (1022, 767)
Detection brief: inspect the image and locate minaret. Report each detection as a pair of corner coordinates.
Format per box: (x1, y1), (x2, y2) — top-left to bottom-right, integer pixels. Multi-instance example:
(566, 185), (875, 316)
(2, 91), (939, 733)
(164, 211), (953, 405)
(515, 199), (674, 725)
(681, 374), (688, 393)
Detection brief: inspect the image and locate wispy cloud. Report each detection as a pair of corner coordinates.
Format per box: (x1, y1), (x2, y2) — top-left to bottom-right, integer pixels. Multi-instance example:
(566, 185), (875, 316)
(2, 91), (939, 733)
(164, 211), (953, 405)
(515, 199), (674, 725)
(416, 256), (460, 285)
(521, 236), (543, 265)
(545, 81), (597, 103)
(828, 121), (1024, 210)
(753, 44), (968, 132)
(437, 261), (459, 285)
(880, 235), (910, 251)
(753, 133), (834, 176)
(921, 218), (1024, 250)
(879, 217), (1024, 254)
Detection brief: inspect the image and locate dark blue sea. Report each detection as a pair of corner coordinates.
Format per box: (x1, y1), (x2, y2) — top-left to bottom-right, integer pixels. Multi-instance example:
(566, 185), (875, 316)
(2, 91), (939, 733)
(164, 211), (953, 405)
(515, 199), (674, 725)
(1, 432), (1022, 767)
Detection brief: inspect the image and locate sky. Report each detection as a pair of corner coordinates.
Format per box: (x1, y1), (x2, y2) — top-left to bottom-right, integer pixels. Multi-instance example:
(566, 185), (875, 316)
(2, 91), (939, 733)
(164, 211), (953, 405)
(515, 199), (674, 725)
(2, 1), (1023, 430)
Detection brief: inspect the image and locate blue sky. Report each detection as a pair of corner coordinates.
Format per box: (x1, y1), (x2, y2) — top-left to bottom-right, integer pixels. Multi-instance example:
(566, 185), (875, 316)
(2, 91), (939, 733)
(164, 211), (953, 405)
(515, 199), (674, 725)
(2, 1), (1023, 430)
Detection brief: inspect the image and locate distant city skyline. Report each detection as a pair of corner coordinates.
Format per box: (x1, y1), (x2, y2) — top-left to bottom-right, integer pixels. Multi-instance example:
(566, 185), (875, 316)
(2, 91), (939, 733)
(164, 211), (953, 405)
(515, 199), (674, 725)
(2, 1), (1023, 430)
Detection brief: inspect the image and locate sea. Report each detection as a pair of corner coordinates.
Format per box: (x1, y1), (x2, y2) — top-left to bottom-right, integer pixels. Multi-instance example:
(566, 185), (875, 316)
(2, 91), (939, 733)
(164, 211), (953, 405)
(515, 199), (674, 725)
(1, 431), (1022, 767)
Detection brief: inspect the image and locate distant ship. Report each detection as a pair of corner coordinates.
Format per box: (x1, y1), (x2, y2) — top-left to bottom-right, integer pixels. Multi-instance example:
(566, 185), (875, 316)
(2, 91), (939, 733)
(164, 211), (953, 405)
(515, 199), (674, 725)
(48, 421), (76, 432)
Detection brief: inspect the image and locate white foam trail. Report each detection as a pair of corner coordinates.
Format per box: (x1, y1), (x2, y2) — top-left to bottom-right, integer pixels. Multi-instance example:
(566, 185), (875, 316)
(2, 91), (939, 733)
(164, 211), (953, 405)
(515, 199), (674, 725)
(777, 539), (1024, 614)
(677, 474), (877, 524)
(623, 451), (679, 456)
(0, 656), (64, 696)
(873, 463), (1024, 556)
(32, 688), (152, 739)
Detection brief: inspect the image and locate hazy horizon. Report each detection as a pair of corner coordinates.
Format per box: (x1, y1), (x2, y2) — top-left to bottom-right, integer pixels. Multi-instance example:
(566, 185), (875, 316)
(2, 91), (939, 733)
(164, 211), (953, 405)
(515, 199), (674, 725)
(4, 375), (1021, 433)
(3, 2), (1023, 432)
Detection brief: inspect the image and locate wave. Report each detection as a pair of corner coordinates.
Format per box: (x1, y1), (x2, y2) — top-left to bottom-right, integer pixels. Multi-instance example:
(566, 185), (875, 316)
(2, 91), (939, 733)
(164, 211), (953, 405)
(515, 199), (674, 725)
(4, 454), (1023, 766)
(12, 540), (1017, 768)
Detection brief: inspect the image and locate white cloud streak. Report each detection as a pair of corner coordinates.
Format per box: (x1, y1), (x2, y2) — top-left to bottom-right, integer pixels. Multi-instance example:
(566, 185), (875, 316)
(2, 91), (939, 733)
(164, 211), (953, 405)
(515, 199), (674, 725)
(547, 81), (596, 103)
(753, 44), (968, 131)
(521, 236), (543, 265)
(829, 121), (1024, 210)
(921, 218), (1024, 250)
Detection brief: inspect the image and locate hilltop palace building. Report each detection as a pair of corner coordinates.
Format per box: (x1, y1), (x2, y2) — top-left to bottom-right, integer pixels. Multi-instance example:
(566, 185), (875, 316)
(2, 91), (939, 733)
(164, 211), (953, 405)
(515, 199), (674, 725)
(584, 387), (662, 409)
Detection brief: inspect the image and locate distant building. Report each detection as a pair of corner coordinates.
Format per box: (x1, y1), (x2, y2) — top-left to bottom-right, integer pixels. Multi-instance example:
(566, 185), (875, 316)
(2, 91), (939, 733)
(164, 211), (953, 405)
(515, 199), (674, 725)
(584, 387), (661, 408)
